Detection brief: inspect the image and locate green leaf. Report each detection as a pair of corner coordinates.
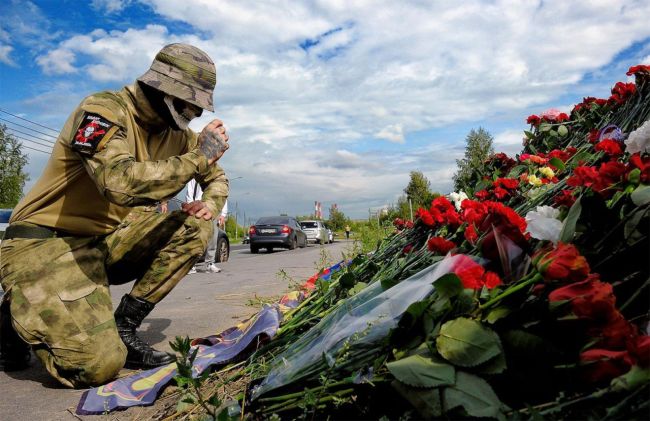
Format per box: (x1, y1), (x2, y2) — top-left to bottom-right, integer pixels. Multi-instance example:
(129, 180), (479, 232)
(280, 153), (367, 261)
(631, 184), (650, 206)
(435, 273), (463, 298)
(474, 179), (492, 193)
(539, 123), (551, 132)
(624, 208), (649, 244)
(548, 157), (565, 171)
(502, 330), (547, 357)
(485, 306), (512, 324)
(524, 130), (536, 139)
(316, 278), (329, 293)
(436, 318), (501, 367)
(387, 354), (455, 388)
(611, 365), (650, 392)
(557, 125), (569, 137)
(397, 301), (431, 332)
(392, 380), (443, 418)
(559, 197), (582, 243)
(443, 371), (503, 418)
(507, 164), (528, 178)
(549, 129), (558, 137)
(349, 281), (368, 296)
(475, 350), (507, 375)
(565, 151), (591, 170)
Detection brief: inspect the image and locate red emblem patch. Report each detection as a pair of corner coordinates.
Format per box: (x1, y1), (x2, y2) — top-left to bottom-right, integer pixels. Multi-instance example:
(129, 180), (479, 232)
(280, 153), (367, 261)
(71, 113), (114, 155)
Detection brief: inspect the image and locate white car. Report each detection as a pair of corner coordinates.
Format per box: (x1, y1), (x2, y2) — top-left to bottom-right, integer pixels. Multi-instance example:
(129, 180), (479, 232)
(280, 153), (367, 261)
(299, 220), (329, 244)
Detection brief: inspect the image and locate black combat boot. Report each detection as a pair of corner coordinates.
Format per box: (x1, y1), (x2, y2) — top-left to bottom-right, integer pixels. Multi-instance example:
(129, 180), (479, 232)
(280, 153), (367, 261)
(114, 294), (175, 368)
(0, 298), (31, 371)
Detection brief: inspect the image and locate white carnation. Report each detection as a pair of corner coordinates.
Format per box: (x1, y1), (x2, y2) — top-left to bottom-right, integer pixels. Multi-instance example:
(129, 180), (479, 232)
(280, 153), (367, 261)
(448, 191), (468, 211)
(625, 120), (650, 154)
(525, 205), (562, 244)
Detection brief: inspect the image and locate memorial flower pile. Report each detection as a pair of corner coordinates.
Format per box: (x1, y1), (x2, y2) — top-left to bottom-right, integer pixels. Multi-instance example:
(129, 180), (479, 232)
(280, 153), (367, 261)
(213, 66), (650, 420)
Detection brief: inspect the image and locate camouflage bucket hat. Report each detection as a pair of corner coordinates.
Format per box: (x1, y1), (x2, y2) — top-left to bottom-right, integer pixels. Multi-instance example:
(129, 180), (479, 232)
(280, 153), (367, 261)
(138, 43), (216, 111)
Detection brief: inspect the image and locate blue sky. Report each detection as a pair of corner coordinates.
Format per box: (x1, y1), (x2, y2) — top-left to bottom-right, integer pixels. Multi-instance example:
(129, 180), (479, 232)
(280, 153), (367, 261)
(1, 0), (650, 222)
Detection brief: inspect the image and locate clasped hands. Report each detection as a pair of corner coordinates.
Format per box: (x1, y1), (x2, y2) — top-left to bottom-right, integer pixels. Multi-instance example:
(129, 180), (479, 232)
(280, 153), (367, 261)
(183, 119), (229, 220)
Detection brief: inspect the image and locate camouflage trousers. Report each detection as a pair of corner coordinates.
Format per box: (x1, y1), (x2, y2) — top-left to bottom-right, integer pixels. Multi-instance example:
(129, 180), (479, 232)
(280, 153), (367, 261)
(0, 210), (212, 388)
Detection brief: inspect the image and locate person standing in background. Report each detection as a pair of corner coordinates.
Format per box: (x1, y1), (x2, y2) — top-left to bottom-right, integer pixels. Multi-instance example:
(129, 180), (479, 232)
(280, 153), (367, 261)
(186, 178), (227, 273)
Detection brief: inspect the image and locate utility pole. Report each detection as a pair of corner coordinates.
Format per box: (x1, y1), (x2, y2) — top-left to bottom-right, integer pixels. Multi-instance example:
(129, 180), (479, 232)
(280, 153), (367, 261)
(409, 198), (413, 221)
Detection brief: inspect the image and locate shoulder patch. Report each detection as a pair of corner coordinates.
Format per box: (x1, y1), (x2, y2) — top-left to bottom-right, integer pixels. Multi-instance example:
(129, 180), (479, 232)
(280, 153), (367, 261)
(71, 113), (116, 156)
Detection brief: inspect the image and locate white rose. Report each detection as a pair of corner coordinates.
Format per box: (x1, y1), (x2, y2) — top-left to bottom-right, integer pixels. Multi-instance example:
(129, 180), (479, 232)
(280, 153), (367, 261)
(525, 205), (562, 244)
(625, 119), (650, 154)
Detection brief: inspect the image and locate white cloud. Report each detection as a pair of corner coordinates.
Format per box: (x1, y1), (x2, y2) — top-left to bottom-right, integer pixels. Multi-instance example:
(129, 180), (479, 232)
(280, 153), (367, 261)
(35, 25), (179, 79)
(493, 129), (526, 158)
(375, 124), (405, 143)
(0, 44), (16, 66)
(91, 0), (130, 13)
(36, 48), (77, 74)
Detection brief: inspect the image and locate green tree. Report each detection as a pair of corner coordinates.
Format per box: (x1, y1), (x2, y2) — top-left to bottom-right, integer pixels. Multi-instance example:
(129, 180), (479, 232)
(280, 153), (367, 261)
(452, 127), (494, 193)
(327, 205), (349, 231)
(0, 124), (29, 208)
(404, 170), (435, 209)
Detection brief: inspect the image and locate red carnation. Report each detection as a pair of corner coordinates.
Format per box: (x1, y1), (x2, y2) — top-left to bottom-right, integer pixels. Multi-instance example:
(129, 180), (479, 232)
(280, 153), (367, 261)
(443, 209), (462, 228)
(588, 129), (600, 144)
(495, 177), (519, 190)
(609, 82), (636, 106)
(549, 276), (617, 322)
(547, 148), (574, 162)
(484, 201), (527, 235)
(464, 224), (478, 244)
(534, 242), (590, 283)
(556, 112), (569, 122)
(427, 237), (456, 254)
(598, 161), (626, 180)
(430, 196), (455, 214)
(402, 244), (414, 254)
(580, 349), (634, 383)
(451, 255), (502, 290)
(627, 65), (650, 76)
(416, 208), (435, 227)
(630, 153), (650, 183)
(474, 190), (490, 200)
(461, 200), (488, 225)
(393, 218), (405, 229)
(493, 186), (508, 200)
(595, 139), (623, 157)
(482, 271), (502, 288)
(526, 114), (541, 126)
(567, 165), (599, 188)
(598, 313), (638, 350)
(553, 189), (577, 208)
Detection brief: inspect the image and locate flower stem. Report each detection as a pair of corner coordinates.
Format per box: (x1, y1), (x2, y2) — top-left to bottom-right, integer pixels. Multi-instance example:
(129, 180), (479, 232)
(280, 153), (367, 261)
(480, 273), (543, 310)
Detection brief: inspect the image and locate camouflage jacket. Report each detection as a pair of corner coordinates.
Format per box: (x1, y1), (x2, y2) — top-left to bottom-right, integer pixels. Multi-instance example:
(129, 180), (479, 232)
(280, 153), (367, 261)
(11, 83), (228, 235)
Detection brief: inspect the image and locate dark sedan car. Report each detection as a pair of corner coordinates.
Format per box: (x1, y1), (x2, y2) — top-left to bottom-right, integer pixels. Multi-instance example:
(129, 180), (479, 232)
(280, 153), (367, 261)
(249, 216), (307, 253)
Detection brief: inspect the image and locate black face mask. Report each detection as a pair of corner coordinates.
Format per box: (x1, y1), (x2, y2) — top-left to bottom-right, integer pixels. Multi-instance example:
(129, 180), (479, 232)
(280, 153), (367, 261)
(138, 81), (201, 131)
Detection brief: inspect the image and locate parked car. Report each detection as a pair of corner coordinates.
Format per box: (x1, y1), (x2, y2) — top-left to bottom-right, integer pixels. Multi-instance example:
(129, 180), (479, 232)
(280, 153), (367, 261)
(326, 227), (334, 243)
(0, 209), (11, 243)
(249, 216), (307, 253)
(242, 233), (250, 244)
(299, 220), (329, 244)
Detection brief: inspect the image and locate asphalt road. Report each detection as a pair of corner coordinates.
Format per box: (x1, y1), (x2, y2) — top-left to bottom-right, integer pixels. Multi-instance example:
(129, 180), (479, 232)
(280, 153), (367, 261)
(0, 239), (353, 420)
